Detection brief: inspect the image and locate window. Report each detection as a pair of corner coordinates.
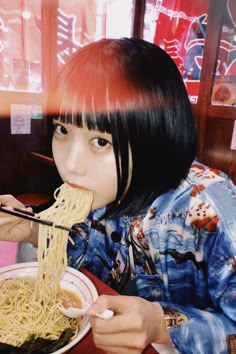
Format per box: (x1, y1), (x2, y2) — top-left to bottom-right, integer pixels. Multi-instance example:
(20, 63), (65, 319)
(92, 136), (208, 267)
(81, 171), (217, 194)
(57, 0), (134, 67)
(0, 0), (41, 93)
(143, 0), (210, 104)
(211, 0), (236, 106)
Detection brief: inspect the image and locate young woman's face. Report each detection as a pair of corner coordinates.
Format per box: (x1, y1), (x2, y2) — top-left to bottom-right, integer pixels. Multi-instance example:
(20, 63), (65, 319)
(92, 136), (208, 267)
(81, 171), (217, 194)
(52, 120), (117, 210)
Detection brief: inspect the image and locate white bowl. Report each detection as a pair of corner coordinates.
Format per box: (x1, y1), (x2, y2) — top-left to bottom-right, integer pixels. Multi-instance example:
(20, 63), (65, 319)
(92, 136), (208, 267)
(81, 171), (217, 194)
(0, 261), (98, 354)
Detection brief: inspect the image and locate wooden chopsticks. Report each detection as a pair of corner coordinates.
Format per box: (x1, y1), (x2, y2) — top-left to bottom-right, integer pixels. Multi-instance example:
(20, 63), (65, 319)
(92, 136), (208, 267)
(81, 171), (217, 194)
(0, 205), (71, 233)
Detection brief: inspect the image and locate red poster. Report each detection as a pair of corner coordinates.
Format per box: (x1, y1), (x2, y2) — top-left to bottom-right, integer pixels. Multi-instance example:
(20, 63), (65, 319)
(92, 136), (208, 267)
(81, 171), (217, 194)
(146, 0), (236, 104)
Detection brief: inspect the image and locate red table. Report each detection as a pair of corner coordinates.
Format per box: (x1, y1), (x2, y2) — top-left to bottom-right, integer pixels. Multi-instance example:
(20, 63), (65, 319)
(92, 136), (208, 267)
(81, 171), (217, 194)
(67, 269), (158, 354)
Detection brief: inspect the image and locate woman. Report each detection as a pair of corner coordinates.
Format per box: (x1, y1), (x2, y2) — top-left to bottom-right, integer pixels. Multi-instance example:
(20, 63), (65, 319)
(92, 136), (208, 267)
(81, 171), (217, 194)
(0, 38), (235, 354)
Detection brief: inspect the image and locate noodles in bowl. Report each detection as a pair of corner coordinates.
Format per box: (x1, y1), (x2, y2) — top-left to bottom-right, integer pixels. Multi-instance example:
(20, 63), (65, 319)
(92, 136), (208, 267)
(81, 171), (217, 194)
(0, 183), (94, 353)
(0, 263), (98, 354)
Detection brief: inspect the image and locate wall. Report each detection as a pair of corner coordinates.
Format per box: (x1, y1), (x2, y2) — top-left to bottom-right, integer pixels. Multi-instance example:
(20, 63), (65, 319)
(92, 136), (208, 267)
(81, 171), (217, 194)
(202, 117), (236, 184)
(0, 117), (60, 197)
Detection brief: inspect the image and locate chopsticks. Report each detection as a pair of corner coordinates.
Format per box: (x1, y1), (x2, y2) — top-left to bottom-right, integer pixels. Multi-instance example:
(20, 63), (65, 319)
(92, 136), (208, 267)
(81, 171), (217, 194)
(0, 205), (72, 233)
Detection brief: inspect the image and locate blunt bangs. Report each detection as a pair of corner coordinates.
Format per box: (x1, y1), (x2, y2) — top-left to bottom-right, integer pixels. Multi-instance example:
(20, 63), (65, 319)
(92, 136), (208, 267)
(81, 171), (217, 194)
(54, 111), (111, 135)
(46, 37), (197, 218)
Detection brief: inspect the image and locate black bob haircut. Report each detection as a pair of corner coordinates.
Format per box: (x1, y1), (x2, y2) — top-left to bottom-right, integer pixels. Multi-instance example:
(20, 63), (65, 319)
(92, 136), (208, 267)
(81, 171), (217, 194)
(46, 37), (197, 218)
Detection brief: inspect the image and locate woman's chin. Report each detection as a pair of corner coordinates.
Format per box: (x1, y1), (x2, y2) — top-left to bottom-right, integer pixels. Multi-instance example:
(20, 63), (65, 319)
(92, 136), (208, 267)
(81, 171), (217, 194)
(91, 198), (116, 211)
(91, 202), (106, 211)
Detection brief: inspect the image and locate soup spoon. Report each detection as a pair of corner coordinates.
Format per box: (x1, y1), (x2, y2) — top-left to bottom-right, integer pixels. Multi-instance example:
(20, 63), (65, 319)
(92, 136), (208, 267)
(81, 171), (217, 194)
(58, 301), (114, 320)
(58, 281), (114, 320)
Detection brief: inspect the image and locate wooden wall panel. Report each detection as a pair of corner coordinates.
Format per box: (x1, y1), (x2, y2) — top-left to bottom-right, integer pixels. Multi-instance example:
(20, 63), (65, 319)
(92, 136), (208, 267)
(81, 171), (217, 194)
(0, 118), (41, 194)
(0, 118), (60, 197)
(202, 117), (236, 184)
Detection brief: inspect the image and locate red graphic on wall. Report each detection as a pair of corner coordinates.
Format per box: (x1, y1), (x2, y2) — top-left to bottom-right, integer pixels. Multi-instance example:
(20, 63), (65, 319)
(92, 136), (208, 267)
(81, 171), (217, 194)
(147, 0), (236, 104)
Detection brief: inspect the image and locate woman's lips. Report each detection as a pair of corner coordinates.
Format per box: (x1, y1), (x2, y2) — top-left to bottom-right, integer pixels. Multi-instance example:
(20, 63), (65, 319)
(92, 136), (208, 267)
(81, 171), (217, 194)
(65, 181), (88, 190)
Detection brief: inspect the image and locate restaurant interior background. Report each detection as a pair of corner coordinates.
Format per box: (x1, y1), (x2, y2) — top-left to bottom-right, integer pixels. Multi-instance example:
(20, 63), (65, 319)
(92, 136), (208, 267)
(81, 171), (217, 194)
(0, 0), (235, 201)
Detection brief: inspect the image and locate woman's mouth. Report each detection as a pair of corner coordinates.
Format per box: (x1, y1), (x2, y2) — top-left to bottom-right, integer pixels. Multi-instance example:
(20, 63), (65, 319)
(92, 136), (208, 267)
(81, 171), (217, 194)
(65, 181), (88, 190)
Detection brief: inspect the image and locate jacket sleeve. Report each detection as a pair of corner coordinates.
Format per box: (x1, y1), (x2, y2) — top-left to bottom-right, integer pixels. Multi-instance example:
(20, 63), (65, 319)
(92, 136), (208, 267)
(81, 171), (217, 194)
(157, 301), (236, 354)
(158, 220), (236, 354)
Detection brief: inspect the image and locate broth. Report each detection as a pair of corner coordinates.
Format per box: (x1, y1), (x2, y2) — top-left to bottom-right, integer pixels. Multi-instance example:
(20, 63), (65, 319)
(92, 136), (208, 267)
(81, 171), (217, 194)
(58, 287), (83, 309)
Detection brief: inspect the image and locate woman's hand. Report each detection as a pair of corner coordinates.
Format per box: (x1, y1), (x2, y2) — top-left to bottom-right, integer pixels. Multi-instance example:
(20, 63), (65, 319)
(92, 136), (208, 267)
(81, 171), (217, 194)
(87, 294), (173, 354)
(0, 194), (38, 244)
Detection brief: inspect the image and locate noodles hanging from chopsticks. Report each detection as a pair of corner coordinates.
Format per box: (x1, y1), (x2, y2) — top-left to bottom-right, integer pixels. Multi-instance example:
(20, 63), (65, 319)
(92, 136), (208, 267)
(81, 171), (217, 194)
(36, 183), (93, 297)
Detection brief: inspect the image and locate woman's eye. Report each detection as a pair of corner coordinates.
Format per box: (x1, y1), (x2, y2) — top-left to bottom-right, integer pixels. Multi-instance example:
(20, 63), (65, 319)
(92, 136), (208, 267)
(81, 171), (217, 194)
(97, 138), (109, 147)
(92, 137), (111, 149)
(54, 124), (68, 135)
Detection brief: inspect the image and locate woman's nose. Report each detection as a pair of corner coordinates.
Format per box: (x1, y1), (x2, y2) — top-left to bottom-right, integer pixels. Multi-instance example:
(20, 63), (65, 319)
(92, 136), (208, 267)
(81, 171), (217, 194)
(65, 142), (87, 176)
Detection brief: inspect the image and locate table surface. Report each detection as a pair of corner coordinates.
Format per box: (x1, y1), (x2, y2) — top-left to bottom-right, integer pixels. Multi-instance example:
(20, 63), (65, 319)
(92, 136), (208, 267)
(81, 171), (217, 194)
(67, 269), (157, 354)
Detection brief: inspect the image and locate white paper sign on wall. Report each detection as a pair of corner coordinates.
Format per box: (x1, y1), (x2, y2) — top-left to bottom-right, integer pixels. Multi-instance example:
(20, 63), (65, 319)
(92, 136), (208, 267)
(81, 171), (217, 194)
(11, 104), (31, 135)
(230, 120), (236, 151)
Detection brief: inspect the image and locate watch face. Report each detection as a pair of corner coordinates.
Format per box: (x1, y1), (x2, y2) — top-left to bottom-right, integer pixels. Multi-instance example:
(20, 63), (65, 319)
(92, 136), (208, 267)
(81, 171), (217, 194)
(163, 306), (189, 328)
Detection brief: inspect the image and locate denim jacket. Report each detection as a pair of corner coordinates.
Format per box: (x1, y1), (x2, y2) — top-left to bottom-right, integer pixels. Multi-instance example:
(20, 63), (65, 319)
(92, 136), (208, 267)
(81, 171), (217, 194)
(68, 161), (236, 354)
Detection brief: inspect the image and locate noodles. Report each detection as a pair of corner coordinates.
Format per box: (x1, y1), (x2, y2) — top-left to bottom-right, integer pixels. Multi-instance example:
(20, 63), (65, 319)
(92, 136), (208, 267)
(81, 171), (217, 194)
(0, 183), (93, 348)
(36, 183), (93, 297)
(0, 277), (79, 347)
